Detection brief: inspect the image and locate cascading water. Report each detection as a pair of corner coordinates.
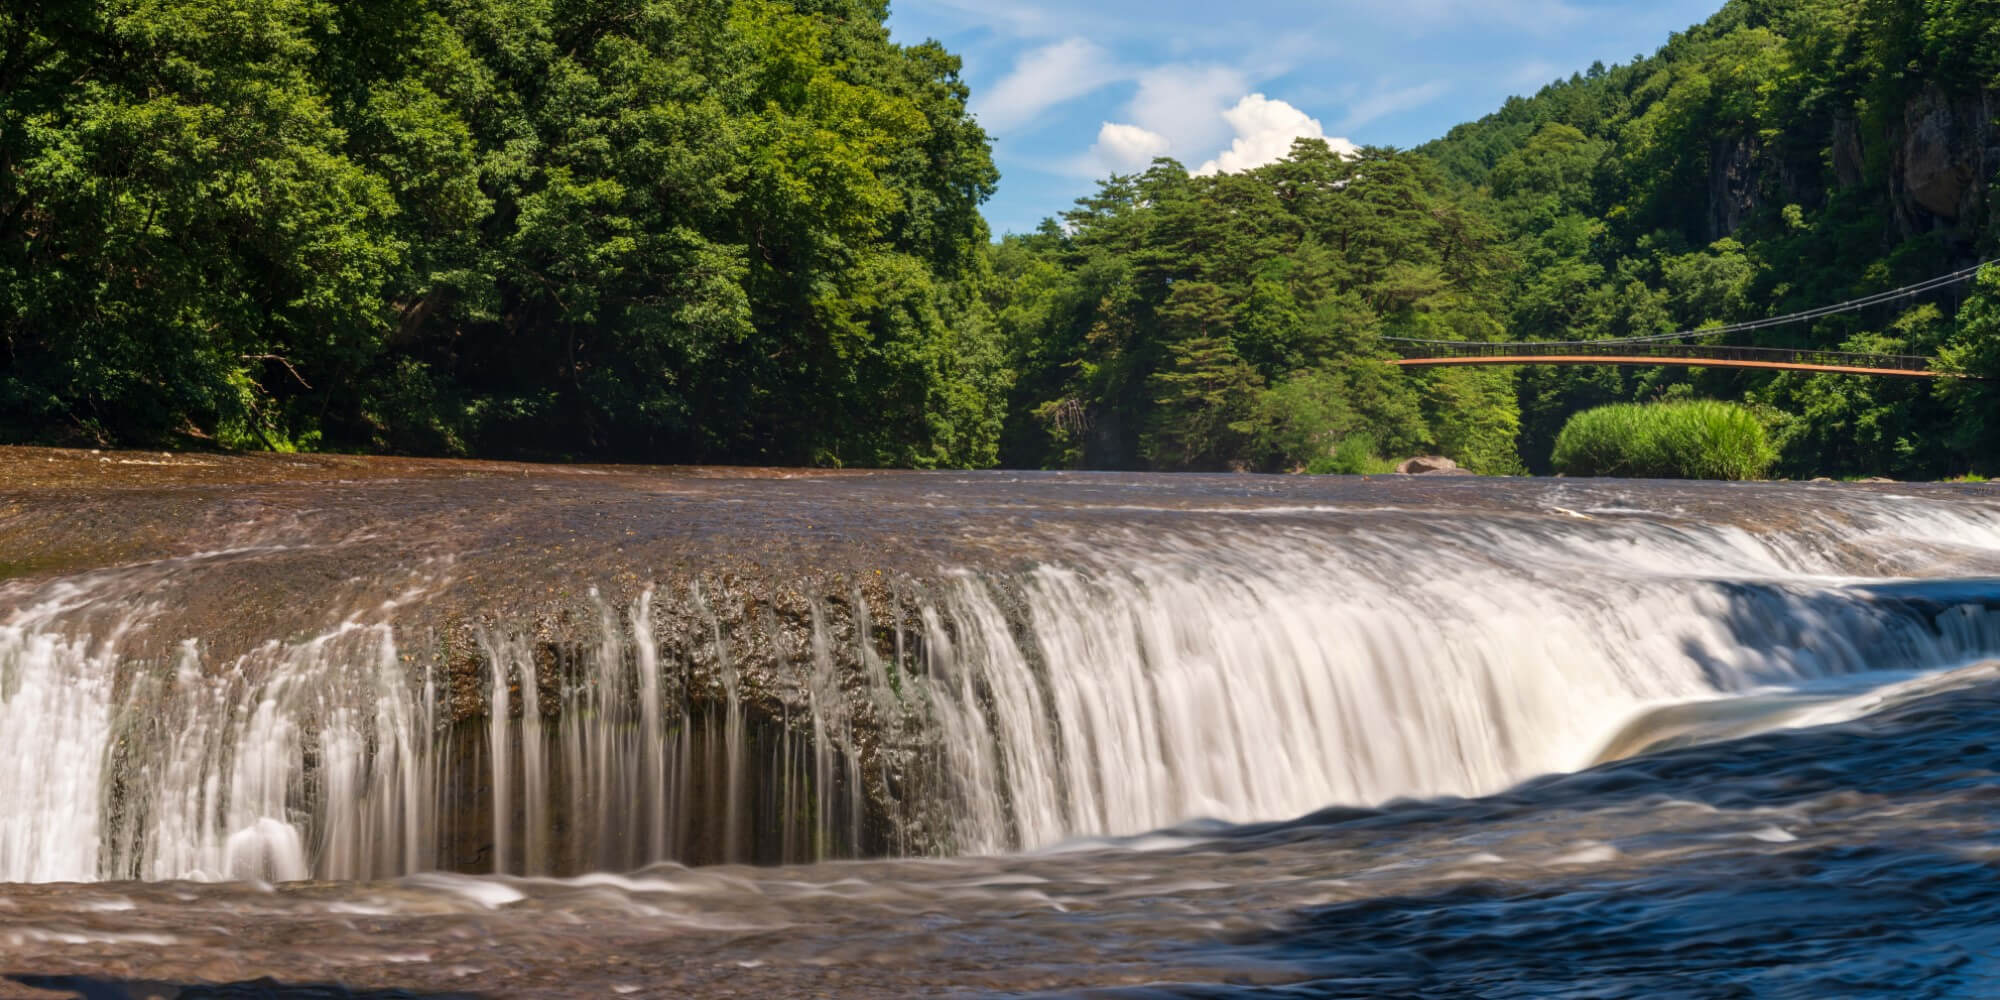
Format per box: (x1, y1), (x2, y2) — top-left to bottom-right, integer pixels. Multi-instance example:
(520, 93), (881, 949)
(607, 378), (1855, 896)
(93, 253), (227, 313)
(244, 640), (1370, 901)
(5, 464), (2000, 886)
(924, 514), (2000, 851)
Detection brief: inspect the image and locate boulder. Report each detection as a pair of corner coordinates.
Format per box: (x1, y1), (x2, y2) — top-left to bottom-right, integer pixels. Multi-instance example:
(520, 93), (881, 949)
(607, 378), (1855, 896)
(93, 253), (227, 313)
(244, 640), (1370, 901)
(1396, 456), (1460, 475)
(1810, 477), (1835, 483)
(1856, 477), (1898, 484)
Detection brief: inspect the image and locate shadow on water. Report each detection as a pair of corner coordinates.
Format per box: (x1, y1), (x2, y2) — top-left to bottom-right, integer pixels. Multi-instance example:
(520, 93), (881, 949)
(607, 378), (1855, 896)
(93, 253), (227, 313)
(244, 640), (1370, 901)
(6, 977), (479, 1000)
(1073, 849), (1999, 999)
(1059, 675), (2000, 999)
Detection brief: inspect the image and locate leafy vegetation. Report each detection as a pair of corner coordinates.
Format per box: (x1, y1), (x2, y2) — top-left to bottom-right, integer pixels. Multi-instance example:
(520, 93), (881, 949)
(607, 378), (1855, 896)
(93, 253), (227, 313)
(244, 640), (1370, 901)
(985, 147), (1523, 474)
(1307, 435), (1400, 477)
(5, 0), (1998, 477)
(0, 0), (1001, 466)
(1414, 0), (2000, 479)
(989, 0), (2000, 478)
(1552, 400), (1777, 480)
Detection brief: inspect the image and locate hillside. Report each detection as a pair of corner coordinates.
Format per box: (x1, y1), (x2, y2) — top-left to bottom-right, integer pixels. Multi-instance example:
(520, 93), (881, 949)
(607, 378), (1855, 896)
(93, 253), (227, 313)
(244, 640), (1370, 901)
(992, 0), (2000, 477)
(1418, 0), (2000, 476)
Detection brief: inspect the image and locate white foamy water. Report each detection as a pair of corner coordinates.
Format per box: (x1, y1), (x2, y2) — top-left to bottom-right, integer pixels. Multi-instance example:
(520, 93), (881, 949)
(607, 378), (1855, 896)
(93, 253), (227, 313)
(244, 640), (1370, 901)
(922, 509), (2000, 851)
(4, 482), (2000, 881)
(0, 589), (124, 882)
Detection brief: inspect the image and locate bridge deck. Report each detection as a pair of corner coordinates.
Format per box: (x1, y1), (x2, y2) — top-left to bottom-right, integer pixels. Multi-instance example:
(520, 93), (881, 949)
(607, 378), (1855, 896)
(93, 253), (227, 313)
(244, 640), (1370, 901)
(1386, 342), (1962, 378)
(1391, 355), (1955, 378)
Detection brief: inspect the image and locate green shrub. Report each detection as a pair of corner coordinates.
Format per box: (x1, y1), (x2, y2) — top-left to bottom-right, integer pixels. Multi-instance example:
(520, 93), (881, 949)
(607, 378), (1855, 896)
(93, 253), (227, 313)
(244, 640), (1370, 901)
(1306, 434), (1399, 475)
(1551, 400), (1777, 480)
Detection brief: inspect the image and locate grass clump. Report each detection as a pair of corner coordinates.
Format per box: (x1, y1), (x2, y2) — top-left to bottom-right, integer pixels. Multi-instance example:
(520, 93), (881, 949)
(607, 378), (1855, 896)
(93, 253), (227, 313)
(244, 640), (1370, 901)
(1306, 434), (1400, 475)
(1551, 400), (1777, 480)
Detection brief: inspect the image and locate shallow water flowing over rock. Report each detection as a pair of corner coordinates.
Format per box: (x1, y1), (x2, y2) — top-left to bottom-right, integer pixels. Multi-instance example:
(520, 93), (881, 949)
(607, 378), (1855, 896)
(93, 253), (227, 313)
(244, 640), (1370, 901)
(5, 449), (2000, 996)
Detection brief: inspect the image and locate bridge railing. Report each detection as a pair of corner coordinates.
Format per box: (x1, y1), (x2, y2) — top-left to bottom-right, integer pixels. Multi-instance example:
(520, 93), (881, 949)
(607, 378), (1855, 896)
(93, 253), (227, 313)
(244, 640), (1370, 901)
(1388, 340), (1936, 373)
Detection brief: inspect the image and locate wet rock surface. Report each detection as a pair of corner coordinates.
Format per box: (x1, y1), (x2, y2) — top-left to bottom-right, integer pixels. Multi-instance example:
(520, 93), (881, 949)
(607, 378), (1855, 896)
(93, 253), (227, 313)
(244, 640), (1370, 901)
(7, 448), (2000, 876)
(1392, 455), (1460, 475)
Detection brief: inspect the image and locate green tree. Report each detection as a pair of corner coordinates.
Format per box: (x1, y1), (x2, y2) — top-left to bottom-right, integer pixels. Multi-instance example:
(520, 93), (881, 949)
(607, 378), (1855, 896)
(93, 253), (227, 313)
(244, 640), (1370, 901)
(994, 139), (1517, 473)
(1143, 336), (1264, 471)
(0, 0), (1005, 467)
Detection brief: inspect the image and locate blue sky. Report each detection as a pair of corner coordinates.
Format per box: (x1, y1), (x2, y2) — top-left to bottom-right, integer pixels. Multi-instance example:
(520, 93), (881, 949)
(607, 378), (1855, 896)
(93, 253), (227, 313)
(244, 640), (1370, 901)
(884, 0), (1727, 236)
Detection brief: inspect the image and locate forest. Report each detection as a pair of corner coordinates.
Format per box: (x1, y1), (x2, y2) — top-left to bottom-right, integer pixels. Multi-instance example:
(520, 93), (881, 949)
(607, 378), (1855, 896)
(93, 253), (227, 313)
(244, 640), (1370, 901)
(1, 0), (1005, 466)
(4, 0), (1999, 477)
(992, 0), (2000, 477)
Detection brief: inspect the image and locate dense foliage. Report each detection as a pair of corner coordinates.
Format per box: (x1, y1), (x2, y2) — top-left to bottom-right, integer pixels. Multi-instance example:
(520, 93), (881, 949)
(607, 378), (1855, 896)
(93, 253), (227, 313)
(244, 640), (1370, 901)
(1417, 0), (2000, 478)
(991, 0), (2000, 477)
(986, 147), (1522, 473)
(0, 0), (1002, 465)
(7, 0), (1999, 476)
(1552, 400), (1777, 480)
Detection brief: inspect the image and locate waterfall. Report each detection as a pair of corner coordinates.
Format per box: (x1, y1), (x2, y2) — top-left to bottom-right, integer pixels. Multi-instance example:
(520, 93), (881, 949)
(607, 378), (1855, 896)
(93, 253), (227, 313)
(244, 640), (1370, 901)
(0, 591), (123, 882)
(922, 518), (2000, 851)
(5, 486), (2000, 882)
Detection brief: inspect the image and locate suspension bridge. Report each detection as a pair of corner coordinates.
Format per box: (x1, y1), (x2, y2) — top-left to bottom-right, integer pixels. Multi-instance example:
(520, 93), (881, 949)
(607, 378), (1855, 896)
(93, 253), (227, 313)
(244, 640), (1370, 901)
(1385, 261), (1994, 379)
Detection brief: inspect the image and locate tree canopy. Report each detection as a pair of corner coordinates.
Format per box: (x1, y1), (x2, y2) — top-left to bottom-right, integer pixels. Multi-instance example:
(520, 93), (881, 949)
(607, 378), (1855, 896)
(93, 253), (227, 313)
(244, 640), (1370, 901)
(6, 0), (1997, 478)
(1414, 0), (2000, 478)
(1, 0), (1003, 466)
(988, 145), (1521, 474)
(986, 0), (2000, 478)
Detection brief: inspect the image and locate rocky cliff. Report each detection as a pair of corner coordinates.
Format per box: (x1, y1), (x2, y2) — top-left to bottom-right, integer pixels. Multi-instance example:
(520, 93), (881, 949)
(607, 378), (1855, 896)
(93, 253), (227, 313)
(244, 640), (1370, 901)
(1705, 83), (1999, 249)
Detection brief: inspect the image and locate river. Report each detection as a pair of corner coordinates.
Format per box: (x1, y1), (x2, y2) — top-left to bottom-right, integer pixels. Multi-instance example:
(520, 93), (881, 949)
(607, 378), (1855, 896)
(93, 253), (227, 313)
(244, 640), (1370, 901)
(3, 448), (1999, 997)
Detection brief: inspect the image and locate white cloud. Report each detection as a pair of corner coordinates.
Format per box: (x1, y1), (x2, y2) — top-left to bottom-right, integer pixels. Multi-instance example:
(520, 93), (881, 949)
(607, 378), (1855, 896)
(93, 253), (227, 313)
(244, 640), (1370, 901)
(1335, 80), (1451, 133)
(911, 0), (1068, 39)
(1194, 95), (1358, 176)
(1062, 65), (1270, 177)
(1127, 65), (1252, 157)
(1082, 122), (1173, 174)
(1340, 0), (1591, 34)
(972, 38), (1125, 136)
(1508, 60), (1561, 89)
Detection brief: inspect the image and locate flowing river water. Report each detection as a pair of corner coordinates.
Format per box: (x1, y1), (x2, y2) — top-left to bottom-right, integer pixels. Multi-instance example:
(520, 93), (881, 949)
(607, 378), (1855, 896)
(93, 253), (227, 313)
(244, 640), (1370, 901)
(3, 448), (2000, 997)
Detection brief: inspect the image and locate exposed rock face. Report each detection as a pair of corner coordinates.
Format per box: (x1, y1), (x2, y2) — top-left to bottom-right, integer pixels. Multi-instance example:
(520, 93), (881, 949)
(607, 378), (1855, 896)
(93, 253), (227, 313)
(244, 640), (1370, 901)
(1397, 456), (1465, 475)
(1707, 135), (1761, 242)
(1696, 85), (1996, 250)
(1701, 131), (1826, 244)
(1891, 85), (2000, 238)
(1832, 117), (1866, 189)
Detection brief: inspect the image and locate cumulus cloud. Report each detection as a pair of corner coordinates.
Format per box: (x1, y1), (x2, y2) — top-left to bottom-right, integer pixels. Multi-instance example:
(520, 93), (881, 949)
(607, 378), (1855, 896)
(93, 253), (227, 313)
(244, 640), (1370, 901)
(1126, 65), (1252, 156)
(971, 38), (1125, 136)
(1086, 122), (1173, 173)
(1064, 65), (1265, 177)
(1194, 95), (1359, 176)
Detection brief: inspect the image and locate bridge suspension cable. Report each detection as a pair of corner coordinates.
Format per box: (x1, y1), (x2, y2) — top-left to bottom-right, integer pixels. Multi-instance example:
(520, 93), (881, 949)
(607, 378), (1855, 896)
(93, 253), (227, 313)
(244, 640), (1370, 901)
(1384, 258), (2000, 348)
